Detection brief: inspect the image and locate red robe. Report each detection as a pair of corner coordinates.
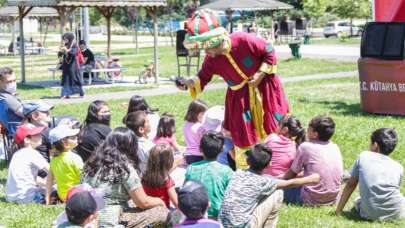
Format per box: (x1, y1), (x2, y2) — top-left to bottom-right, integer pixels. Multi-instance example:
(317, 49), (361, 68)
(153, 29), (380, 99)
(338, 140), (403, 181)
(195, 32), (289, 148)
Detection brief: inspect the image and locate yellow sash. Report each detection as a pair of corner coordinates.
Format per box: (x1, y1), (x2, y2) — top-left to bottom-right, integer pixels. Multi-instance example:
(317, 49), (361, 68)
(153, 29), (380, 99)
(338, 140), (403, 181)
(224, 53), (267, 141)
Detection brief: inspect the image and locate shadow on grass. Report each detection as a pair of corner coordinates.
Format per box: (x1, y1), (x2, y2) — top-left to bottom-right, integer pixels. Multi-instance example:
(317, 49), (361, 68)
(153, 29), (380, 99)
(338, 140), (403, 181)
(17, 83), (45, 91)
(0, 196), (6, 203)
(0, 160), (6, 171)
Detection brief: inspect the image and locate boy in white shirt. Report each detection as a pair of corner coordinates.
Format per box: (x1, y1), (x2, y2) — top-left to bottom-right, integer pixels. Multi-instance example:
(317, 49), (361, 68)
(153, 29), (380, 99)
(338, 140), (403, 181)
(6, 123), (49, 203)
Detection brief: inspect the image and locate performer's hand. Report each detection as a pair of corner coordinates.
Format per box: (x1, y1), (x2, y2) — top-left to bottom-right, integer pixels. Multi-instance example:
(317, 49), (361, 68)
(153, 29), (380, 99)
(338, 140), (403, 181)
(176, 78), (194, 91)
(248, 72), (265, 88)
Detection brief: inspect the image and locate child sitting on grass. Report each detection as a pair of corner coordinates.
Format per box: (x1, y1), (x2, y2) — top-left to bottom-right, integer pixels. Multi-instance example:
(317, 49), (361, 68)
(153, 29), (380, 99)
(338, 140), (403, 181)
(183, 99), (208, 165)
(153, 113), (182, 152)
(124, 110), (154, 176)
(142, 144), (179, 209)
(45, 124), (83, 204)
(283, 115), (343, 206)
(336, 128), (405, 221)
(6, 123), (49, 204)
(175, 181), (221, 227)
(219, 143), (320, 228)
(264, 115), (305, 177)
(185, 131), (233, 219)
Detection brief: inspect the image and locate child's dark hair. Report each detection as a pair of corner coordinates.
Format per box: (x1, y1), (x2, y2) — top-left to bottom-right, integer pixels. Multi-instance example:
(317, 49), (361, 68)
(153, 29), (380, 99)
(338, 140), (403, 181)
(371, 128), (398, 155)
(126, 95), (157, 115)
(309, 115), (335, 141)
(156, 113), (176, 138)
(142, 144), (174, 188)
(200, 131), (224, 160)
(83, 127), (139, 183)
(184, 99), (208, 123)
(280, 115), (306, 146)
(52, 139), (68, 157)
(247, 143), (272, 172)
(124, 111), (147, 137)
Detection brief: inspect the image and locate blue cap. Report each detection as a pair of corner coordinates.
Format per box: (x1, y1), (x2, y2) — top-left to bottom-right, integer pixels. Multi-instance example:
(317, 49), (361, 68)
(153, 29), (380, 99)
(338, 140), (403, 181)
(22, 101), (53, 116)
(49, 124), (80, 144)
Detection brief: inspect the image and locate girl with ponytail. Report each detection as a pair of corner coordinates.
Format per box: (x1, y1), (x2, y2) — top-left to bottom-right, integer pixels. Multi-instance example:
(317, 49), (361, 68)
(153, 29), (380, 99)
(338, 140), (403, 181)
(263, 115), (306, 177)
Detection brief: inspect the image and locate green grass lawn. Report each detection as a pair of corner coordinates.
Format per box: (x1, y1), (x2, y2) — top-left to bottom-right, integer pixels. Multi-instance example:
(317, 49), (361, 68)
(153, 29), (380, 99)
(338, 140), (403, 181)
(2, 76), (405, 227)
(309, 37), (361, 46)
(1, 45), (357, 83)
(8, 48), (357, 100)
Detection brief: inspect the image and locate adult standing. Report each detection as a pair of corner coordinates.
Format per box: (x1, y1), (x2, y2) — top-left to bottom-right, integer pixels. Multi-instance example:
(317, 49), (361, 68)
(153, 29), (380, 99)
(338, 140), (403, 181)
(59, 33), (84, 99)
(179, 10), (289, 169)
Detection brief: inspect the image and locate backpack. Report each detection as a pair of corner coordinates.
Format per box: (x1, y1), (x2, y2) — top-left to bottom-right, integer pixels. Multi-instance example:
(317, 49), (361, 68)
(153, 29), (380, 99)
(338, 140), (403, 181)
(76, 48), (85, 65)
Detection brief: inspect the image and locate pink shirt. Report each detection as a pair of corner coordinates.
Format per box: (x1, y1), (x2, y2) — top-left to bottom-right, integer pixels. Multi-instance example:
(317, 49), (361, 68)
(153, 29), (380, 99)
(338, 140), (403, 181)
(290, 140), (343, 205)
(153, 136), (178, 151)
(183, 121), (204, 156)
(263, 134), (296, 176)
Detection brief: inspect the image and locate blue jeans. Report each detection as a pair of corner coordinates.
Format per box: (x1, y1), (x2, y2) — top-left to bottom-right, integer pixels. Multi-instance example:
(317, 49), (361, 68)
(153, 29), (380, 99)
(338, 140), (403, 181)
(283, 187), (303, 205)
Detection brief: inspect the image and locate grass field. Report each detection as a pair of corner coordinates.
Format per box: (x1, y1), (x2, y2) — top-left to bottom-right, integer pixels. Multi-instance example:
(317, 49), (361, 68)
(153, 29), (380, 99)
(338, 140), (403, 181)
(309, 37), (361, 46)
(1, 76), (405, 227)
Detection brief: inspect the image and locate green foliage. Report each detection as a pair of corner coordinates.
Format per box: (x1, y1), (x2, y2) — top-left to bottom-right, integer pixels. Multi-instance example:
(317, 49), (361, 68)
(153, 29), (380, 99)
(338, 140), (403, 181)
(89, 8), (103, 25)
(331, 0), (371, 20)
(311, 13), (339, 28)
(0, 0), (5, 7)
(303, 0), (328, 19)
(279, 0), (304, 10)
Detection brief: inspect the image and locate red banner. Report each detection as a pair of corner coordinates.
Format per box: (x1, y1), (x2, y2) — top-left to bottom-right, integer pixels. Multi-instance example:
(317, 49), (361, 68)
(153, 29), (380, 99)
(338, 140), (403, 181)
(375, 0), (405, 22)
(359, 58), (405, 115)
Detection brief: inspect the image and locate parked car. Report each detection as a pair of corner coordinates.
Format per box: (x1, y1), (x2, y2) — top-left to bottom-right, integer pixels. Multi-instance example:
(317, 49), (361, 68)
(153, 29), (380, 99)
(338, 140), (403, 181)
(323, 21), (361, 38)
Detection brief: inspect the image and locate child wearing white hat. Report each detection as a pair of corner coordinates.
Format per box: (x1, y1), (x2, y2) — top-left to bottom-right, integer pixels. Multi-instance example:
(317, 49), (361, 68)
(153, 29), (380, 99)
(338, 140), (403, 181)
(45, 124), (83, 204)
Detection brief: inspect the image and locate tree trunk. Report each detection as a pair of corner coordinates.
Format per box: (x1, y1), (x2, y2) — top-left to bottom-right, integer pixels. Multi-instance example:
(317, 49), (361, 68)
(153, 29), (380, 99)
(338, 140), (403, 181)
(107, 15), (111, 57)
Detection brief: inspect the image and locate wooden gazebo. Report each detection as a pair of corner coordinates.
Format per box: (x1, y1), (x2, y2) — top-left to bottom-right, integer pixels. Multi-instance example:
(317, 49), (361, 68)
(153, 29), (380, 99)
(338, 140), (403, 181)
(0, 6), (58, 53)
(7, 0), (167, 83)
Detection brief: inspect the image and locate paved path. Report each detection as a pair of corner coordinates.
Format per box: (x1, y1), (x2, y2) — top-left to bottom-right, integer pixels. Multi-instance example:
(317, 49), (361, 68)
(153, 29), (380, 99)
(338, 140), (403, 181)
(32, 71), (358, 106)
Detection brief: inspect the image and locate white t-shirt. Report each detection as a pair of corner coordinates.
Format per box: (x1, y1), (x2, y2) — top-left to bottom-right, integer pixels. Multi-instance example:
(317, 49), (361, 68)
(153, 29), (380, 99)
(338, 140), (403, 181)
(147, 112), (160, 139)
(6, 147), (48, 203)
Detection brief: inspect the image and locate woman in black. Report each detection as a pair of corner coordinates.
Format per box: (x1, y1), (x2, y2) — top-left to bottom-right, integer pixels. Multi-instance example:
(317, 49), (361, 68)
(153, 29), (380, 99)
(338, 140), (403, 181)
(59, 32), (84, 99)
(75, 100), (112, 162)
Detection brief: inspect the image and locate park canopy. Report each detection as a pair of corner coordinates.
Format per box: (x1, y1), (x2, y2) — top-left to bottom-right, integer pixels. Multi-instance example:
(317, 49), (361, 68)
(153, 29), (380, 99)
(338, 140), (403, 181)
(374, 0), (405, 22)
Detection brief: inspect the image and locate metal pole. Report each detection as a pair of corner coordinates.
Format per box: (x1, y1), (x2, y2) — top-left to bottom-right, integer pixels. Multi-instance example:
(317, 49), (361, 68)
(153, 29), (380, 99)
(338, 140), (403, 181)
(83, 7), (90, 46)
(18, 6), (26, 83)
(12, 21), (16, 56)
(153, 8), (159, 83)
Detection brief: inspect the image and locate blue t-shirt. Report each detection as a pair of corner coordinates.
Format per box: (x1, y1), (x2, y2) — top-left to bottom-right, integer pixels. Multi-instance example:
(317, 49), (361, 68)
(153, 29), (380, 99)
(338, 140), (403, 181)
(217, 138), (234, 166)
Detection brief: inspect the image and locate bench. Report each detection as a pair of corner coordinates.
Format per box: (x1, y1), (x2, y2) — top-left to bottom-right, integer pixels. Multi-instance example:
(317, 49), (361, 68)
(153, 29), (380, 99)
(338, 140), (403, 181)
(48, 67), (128, 85)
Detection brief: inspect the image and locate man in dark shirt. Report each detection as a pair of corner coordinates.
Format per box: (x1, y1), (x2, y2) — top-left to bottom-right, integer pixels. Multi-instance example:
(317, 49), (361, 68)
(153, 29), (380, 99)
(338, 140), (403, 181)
(79, 40), (95, 79)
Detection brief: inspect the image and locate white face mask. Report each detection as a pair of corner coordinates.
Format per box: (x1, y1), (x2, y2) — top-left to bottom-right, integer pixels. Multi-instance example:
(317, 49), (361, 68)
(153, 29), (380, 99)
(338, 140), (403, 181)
(5, 82), (17, 94)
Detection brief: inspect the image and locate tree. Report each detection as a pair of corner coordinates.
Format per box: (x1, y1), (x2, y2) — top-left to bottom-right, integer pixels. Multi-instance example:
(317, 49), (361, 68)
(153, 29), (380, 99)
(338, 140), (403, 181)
(279, 0), (304, 10)
(331, 0), (371, 35)
(303, 0), (328, 19)
(0, 0), (5, 7)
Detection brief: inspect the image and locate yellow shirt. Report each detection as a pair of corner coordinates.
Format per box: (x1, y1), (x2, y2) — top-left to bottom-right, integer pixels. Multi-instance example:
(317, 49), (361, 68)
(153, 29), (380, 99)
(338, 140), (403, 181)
(50, 151), (83, 201)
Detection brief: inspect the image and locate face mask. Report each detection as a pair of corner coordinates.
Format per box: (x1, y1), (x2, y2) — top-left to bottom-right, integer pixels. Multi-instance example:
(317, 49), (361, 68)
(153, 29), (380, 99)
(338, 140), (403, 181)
(5, 82), (16, 94)
(99, 114), (111, 125)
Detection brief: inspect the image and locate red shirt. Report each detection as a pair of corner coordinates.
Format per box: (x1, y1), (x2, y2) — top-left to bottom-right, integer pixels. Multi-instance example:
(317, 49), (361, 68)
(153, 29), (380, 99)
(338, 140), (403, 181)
(142, 176), (175, 208)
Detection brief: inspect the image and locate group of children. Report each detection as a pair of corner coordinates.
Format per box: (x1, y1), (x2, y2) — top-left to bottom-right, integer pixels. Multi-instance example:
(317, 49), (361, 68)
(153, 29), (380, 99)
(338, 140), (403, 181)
(4, 94), (405, 227)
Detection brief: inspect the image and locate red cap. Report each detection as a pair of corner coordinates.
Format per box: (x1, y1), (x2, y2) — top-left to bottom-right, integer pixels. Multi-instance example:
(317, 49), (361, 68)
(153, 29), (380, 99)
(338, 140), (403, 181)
(14, 123), (45, 144)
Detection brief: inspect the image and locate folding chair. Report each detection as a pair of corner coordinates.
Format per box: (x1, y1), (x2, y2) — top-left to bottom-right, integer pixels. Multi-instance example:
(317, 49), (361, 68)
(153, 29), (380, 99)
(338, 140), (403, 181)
(0, 99), (22, 163)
